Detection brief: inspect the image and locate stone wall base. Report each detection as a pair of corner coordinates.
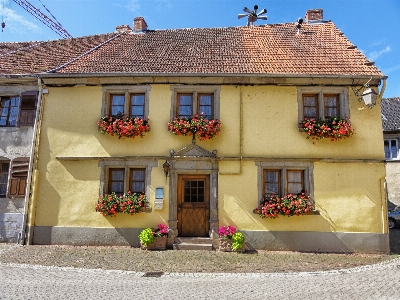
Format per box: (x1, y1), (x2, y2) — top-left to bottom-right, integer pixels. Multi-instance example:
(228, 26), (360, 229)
(30, 226), (390, 254)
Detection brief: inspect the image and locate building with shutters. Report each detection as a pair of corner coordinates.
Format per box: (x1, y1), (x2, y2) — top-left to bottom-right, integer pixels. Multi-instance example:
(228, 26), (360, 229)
(0, 10), (390, 253)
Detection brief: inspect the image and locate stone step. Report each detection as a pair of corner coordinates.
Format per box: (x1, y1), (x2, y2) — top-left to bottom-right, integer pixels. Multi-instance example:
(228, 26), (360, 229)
(173, 237), (214, 251)
(173, 242), (213, 251)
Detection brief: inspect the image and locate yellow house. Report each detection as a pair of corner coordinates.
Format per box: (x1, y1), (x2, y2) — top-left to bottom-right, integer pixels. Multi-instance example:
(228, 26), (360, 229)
(9, 11), (389, 252)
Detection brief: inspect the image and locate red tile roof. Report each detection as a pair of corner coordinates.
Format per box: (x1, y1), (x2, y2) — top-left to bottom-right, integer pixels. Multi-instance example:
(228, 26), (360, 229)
(0, 22), (384, 77)
(0, 33), (119, 75)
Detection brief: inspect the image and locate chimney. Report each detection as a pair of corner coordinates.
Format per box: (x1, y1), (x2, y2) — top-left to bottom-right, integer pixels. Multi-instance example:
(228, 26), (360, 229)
(305, 9), (323, 23)
(115, 24), (132, 33)
(133, 17), (148, 33)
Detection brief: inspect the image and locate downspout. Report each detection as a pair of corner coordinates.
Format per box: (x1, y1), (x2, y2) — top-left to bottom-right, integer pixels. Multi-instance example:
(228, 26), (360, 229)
(219, 85), (243, 175)
(376, 77), (387, 103)
(19, 76), (44, 245)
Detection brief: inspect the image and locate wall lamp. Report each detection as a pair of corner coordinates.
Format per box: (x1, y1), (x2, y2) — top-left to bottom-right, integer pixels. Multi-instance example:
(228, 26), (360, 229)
(163, 160), (170, 177)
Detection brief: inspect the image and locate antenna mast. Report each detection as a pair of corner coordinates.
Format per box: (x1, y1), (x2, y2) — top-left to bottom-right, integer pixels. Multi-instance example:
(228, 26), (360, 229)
(11, 0), (72, 38)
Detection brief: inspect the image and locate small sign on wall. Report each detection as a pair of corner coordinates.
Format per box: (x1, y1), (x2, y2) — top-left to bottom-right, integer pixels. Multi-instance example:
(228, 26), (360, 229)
(154, 187), (164, 210)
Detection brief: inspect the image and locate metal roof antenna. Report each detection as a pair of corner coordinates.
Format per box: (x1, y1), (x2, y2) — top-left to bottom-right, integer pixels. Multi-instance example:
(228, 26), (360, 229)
(296, 17), (303, 34)
(238, 5), (267, 27)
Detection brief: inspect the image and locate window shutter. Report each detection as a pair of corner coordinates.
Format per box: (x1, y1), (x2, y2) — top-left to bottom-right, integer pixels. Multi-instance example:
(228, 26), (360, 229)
(19, 91), (38, 126)
(8, 157), (29, 197)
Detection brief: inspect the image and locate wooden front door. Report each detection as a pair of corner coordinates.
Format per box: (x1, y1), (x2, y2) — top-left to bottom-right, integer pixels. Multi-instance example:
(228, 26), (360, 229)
(177, 174), (210, 237)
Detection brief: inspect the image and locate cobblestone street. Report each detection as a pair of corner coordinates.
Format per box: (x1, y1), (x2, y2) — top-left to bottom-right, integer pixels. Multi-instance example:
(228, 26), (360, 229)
(1, 258), (400, 299)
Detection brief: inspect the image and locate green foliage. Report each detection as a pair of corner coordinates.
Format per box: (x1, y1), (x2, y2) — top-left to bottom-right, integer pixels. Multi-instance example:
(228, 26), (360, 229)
(138, 228), (155, 246)
(231, 232), (245, 251)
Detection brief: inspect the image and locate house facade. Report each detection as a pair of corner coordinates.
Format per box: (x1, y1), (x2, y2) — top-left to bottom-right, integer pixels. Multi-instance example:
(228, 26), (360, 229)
(0, 35), (119, 243)
(1, 11), (389, 253)
(381, 97), (400, 210)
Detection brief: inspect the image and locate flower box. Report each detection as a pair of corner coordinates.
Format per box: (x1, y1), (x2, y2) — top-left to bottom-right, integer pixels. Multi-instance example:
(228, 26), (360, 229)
(167, 114), (221, 141)
(141, 236), (167, 250)
(98, 114), (150, 139)
(299, 116), (354, 141)
(218, 238), (245, 252)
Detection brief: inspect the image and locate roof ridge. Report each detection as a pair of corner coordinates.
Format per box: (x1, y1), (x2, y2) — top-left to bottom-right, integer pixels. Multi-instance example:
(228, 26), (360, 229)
(0, 41), (45, 58)
(46, 32), (125, 73)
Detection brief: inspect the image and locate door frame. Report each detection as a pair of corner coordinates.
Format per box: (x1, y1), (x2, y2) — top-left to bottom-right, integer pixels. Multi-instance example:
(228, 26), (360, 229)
(177, 174), (210, 237)
(167, 154), (219, 244)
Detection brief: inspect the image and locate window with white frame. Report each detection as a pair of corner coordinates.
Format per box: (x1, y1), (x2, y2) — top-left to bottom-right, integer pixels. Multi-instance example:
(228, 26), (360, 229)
(101, 86), (151, 118)
(256, 162), (314, 201)
(298, 87), (349, 121)
(170, 86), (220, 119)
(384, 139), (399, 160)
(99, 159), (157, 196)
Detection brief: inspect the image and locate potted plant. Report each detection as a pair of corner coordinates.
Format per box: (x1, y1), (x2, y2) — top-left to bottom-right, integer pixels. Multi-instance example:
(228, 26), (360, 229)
(255, 192), (314, 219)
(299, 116), (354, 141)
(98, 113), (150, 139)
(95, 191), (149, 217)
(139, 224), (169, 250)
(218, 225), (245, 252)
(167, 114), (222, 141)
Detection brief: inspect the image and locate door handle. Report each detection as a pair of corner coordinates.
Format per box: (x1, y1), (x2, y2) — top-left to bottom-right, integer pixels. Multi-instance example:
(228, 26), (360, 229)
(177, 204), (182, 212)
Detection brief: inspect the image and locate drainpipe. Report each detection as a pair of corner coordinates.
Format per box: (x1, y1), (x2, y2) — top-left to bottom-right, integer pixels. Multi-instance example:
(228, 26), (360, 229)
(219, 86), (243, 175)
(18, 76), (44, 245)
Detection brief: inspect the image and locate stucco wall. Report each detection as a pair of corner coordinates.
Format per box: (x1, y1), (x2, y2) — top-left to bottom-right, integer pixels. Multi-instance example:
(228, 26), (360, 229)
(31, 83), (388, 252)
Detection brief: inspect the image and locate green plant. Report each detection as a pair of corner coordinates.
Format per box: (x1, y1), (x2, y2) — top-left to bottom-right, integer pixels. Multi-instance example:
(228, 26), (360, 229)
(138, 224), (169, 246)
(231, 232), (245, 251)
(138, 228), (154, 246)
(95, 192), (149, 217)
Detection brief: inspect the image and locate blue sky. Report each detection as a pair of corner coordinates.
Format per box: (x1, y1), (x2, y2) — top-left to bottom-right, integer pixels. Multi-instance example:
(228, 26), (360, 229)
(0, 0), (399, 97)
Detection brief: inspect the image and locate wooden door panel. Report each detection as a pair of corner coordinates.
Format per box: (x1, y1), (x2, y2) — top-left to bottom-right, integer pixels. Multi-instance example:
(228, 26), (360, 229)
(177, 174), (210, 237)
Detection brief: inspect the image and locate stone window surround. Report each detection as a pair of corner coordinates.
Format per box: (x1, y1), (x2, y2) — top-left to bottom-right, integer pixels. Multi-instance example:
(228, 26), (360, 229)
(101, 85), (151, 117)
(98, 159), (158, 196)
(297, 87), (350, 121)
(255, 161), (314, 204)
(384, 136), (400, 161)
(170, 85), (221, 120)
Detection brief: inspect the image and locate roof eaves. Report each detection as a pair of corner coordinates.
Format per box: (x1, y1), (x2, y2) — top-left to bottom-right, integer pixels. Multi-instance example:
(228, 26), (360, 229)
(39, 72), (387, 80)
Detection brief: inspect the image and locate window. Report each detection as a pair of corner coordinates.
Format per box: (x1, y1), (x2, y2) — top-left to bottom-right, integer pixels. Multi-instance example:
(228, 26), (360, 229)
(108, 168), (146, 196)
(102, 86), (150, 119)
(256, 162), (313, 201)
(264, 169), (304, 198)
(177, 93), (213, 119)
(171, 86), (220, 120)
(0, 161), (10, 198)
(0, 158), (28, 198)
(298, 87), (349, 120)
(0, 92), (37, 127)
(110, 93), (145, 118)
(8, 158), (29, 197)
(99, 159), (157, 197)
(384, 139), (398, 160)
(0, 97), (19, 126)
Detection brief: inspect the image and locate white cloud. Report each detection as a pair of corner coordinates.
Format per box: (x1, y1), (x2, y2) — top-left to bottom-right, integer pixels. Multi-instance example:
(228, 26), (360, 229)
(368, 46), (391, 61)
(126, 0), (141, 13)
(0, 1), (40, 34)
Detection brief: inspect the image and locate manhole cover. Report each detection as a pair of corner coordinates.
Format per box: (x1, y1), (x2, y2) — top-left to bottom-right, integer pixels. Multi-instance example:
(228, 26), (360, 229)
(143, 272), (164, 277)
